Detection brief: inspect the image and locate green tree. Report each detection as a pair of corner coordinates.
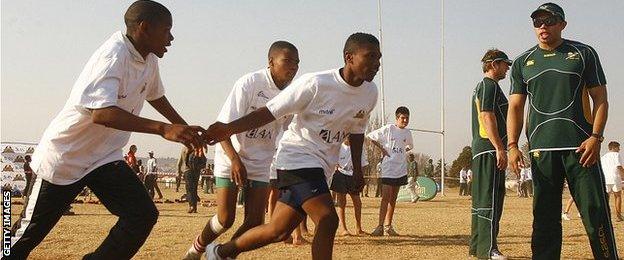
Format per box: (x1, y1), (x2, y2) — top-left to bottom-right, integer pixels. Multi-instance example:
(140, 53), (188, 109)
(448, 146), (472, 188)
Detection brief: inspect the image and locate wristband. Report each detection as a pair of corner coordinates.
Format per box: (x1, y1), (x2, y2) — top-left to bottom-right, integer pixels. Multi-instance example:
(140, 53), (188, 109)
(507, 142), (518, 148)
(590, 133), (604, 142)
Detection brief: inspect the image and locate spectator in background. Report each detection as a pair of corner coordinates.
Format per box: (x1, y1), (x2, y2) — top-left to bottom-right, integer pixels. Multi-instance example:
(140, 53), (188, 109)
(520, 166), (533, 197)
(137, 159), (146, 183)
(601, 141), (624, 222)
(145, 151), (163, 200)
(466, 167), (473, 196)
(459, 166), (469, 196)
(407, 154), (420, 203)
(23, 155), (33, 199)
(126, 145), (139, 173)
(181, 147), (207, 213)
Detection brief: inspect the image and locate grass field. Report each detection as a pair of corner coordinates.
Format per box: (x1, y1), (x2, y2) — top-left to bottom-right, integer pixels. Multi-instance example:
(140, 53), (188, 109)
(8, 187), (623, 259)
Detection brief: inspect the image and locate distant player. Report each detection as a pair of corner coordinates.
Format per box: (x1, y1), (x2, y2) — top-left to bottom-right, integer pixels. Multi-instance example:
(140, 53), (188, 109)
(203, 32), (380, 260)
(601, 141), (624, 222)
(183, 41), (299, 259)
(367, 106), (413, 236)
(330, 138), (369, 236)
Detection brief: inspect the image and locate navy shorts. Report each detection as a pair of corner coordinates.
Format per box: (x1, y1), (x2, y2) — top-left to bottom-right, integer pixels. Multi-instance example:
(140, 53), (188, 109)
(277, 169), (330, 216)
(380, 175), (408, 187)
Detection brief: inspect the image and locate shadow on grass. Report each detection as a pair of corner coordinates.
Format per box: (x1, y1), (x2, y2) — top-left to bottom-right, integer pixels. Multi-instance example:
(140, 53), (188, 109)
(338, 234), (471, 246)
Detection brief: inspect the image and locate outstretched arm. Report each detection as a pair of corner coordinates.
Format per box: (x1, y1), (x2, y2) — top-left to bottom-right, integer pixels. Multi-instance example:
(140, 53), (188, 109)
(91, 106), (204, 150)
(205, 107), (276, 145)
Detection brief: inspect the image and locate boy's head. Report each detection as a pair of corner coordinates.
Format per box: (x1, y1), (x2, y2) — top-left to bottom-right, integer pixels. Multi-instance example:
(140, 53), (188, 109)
(608, 141), (620, 152)
(268, 41), (300, 89)
(395, 106), (410, 129)
(343, 33), (381, 83)
(129, 144), (137, 153)
(124, 0), (173, 58)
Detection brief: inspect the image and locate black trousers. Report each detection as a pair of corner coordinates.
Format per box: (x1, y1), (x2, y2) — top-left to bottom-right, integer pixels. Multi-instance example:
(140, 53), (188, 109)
(8, 161), (159, 260)
(184, 170), (200, 207)
(144, 174), (157, 199)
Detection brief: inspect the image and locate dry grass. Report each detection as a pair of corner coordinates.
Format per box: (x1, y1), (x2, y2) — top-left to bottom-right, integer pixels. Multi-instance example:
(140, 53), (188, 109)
(9, 187), (623, 259)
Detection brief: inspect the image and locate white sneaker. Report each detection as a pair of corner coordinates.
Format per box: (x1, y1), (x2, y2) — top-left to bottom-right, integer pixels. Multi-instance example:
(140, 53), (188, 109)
(205, 243), (225, 260)
(561, 212), (571, 221)
(490, 249), (507, 260)
(182, 245), (201, 260)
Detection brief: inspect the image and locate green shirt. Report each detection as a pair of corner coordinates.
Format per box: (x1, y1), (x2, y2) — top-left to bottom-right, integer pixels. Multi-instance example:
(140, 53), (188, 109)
(471, 77), (508, 156)
(510, 39), (606, 151)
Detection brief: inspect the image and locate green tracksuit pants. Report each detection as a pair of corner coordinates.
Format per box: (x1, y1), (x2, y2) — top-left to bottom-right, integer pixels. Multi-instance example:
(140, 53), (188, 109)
(530, 150), (618, 260)
(470, 152), (506, 258)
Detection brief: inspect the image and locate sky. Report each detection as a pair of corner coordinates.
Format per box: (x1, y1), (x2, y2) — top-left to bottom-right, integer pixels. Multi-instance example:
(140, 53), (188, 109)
(2, 0), (623, 161)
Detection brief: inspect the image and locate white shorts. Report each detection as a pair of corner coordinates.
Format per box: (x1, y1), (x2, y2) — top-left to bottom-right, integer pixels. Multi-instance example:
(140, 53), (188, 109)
(605, 183), (622, 193)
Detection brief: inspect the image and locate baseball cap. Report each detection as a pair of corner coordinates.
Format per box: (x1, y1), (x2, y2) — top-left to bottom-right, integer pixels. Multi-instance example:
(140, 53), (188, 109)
(148, 151), (154, 154)
(482, 51), (512, 65)
(531, 3), (565, 21)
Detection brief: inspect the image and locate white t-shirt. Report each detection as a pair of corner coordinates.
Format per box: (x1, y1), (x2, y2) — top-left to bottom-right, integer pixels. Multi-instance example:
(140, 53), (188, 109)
(520, 168), (532, 181)
(366, 124), (414, 178)
(459, 169), (468, 183)
(213, 68), (288, 182)
(30, 31), (165, 185)
(147, 158), (158, 174)
(601, 151), (623, 185)
(269, 117), (291, 181)
(337, 143), (369, 176)
(266, 69), (378, 180)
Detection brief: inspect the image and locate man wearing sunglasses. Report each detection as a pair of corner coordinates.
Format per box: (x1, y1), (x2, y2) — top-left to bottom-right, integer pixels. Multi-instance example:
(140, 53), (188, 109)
(507, 3), (619, 259)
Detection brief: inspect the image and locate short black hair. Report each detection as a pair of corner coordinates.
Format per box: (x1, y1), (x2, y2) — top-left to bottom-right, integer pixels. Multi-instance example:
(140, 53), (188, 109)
(395, 106), (410, 117)
(268, 41), (298, 58)
(343, 32), (379, 55)
(124, 0), (171, 32)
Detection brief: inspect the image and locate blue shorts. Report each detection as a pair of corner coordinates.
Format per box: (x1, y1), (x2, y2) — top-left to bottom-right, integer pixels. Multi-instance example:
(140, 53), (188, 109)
(277, 168), (330, 216)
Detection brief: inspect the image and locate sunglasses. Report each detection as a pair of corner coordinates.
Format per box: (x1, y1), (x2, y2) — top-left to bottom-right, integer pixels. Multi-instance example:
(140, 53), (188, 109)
(532, 16), (561, 28)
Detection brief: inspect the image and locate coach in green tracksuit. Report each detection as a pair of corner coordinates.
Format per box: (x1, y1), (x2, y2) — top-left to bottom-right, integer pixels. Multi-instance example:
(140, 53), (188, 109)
(507, 3), (619, 260)
(470, 49), (511, 260)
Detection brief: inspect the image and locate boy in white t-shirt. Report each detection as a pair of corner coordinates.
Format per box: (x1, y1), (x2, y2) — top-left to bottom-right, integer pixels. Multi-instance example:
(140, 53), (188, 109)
(203, 32), (380, 260)
(601, 141), (624, 221)
(367, 106), (414, 236)
(183, 41), (300, 259)
(9, 2), (205, 259)
(330, 139), (369, 236)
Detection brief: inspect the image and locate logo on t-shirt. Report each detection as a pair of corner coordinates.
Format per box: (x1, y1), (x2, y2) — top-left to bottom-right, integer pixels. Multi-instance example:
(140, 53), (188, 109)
(526, 60), (535, 66)
(257, 91), (270, 100)
(566, 52), (580, 60)
(245, 128), (273, 139)
(319, 129), (348, 143)
(354, 110), (366, 119)
(319, 108), (335, 115)
(392, 147), (405, 154)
